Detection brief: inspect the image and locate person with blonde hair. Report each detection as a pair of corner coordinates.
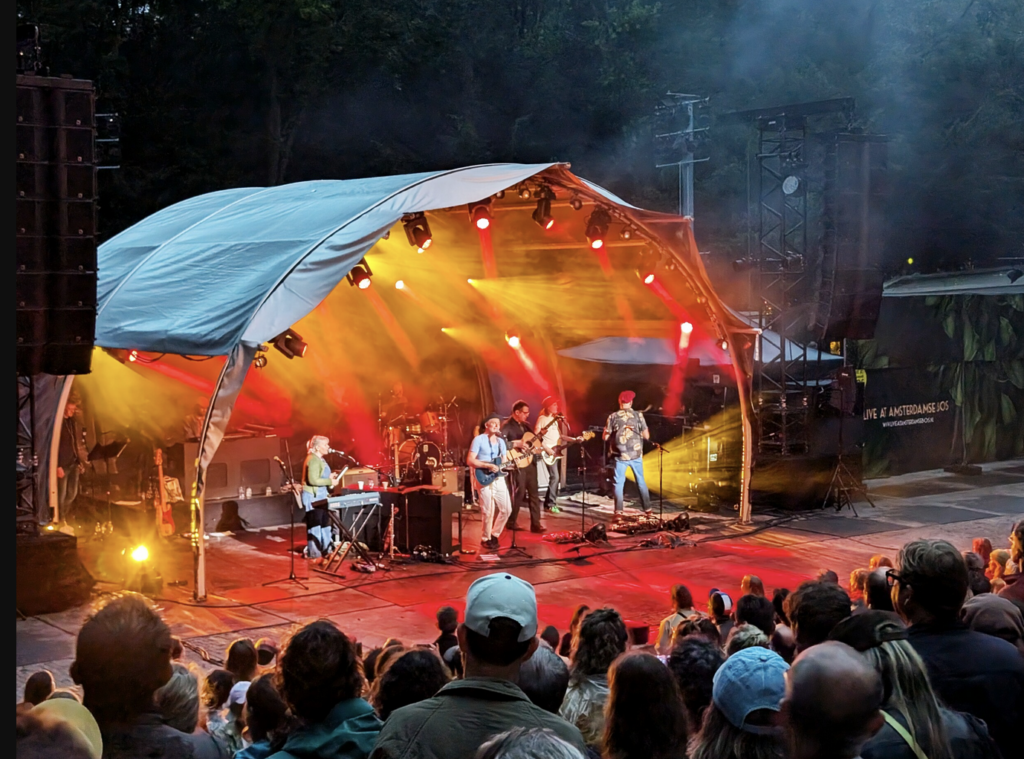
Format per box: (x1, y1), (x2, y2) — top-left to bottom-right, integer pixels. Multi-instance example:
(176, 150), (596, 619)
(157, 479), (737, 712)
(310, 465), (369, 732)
(302, 435), (341, 559)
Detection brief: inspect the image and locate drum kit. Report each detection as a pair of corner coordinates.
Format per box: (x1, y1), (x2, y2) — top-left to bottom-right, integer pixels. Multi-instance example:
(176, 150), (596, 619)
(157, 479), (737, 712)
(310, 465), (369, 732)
(381, 400), (458, 483)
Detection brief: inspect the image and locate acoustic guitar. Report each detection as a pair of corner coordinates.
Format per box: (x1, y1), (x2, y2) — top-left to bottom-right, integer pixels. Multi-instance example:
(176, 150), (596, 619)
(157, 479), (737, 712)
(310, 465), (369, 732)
(540, 431), (596, 465)
(508, 415), (563, 469)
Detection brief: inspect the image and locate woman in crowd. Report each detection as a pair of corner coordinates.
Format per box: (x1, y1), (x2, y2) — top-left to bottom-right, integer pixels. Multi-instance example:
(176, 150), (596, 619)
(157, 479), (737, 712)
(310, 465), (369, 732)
(656, 585), (700, 655)
(154, 663), (201, 734)
(371, 647), (451, 720)
(559, 604), (591, 658)
(602, 652), (687, 759)
(226, 638), (259, 684)
(829, 610), (999, 759)
(561, 607), (628, 748)
(236, 674), (291, 759)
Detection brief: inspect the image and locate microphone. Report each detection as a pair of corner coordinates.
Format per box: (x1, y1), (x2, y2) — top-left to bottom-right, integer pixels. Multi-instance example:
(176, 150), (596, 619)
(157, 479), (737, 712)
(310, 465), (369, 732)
(328, 447), (346, 456)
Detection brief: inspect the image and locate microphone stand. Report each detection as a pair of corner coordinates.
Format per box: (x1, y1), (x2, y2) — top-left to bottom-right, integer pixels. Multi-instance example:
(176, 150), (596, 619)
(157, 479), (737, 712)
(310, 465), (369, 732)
(652, 442), (665, 524)
(264, 440), (308, 589)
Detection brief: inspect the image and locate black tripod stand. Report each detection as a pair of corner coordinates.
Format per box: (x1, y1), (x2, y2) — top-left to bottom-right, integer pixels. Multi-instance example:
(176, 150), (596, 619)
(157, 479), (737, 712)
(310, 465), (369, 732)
(501, 465), (531, 558)
(822, 379), (874, 517)
(264, 441), (308, 589)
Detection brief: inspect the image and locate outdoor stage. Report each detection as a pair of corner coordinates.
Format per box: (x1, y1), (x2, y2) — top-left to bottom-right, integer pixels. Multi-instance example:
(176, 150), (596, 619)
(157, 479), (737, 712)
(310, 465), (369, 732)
(16, 460), (1023, 699)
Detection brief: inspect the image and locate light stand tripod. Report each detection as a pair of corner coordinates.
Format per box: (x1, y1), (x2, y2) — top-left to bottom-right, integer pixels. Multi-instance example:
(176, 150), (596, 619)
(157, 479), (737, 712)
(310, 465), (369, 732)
(264, 440), (308, 589)
(822, 375), (874, 517)
(501, 464), (530, 558)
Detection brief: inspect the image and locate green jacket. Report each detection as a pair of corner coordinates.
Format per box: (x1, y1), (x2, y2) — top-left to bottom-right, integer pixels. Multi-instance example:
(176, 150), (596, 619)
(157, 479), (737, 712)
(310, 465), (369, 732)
(269, 698), (381, 759)
(303, 453), (333, 495)
(369, 677), (586, 759)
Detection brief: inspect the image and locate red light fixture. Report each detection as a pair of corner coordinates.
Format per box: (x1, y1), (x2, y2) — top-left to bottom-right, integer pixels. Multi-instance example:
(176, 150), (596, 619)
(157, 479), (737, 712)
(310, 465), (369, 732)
(468, 199), (493, 230)
(128, 350), (138, 362)
(403, 213), (433, 252)
(346, 259), (373, 290)
(586, 208), (610, 250)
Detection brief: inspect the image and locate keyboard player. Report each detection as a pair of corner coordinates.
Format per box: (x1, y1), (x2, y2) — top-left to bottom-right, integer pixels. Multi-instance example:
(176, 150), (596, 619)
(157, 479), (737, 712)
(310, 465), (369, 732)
(302, 435), (341, 559)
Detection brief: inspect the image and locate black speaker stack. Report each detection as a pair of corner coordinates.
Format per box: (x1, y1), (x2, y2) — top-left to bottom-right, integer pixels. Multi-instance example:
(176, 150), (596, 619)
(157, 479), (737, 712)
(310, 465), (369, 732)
(16, 74), (98, 376)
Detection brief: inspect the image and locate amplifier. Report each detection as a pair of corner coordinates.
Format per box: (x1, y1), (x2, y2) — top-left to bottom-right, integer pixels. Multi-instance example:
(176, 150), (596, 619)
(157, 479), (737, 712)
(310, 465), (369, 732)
(426, 466), (460, 495)
(399, 492), (462, 554)
(341, 467), (379, 490)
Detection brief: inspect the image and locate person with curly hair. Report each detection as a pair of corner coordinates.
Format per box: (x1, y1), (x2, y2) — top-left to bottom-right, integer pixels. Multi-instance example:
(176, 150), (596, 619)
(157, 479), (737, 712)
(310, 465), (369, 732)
(602, 652), (687, 759)
(560, 607), (628, 748)
(667, 635), (725, 729)
(670, 615), (721, 649)
(272, 620), (381, 759)
(371, 648), (451, 721)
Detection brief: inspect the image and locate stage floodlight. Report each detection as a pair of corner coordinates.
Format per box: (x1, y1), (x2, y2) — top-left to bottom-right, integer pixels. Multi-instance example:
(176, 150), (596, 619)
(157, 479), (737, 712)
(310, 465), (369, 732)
(402, 213), (433, 252)
(395, 279), (405, 290)
(494, 189), (505, 199)
(586, 208), (610, 250)
(505, 332), (521, 349)
(532, 196), (554, 230)
(639, 271), (655, 285)
(719, 339), (729, 351)
(131, 545), (149, 562)
(468, 199), (493, 230)
(128, 350), (138, 362)
(620, 227), (634, 240)
(518, 185), (532, 199)
(346, 259), (373, 290)
(273, 329), (308, 359)
(570, 197), (584, 211)
(681, 322), (694, 334)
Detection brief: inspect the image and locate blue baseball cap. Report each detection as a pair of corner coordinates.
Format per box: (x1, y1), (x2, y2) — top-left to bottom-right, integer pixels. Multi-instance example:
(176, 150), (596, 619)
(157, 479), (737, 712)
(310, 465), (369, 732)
(712, 647), (789, 733)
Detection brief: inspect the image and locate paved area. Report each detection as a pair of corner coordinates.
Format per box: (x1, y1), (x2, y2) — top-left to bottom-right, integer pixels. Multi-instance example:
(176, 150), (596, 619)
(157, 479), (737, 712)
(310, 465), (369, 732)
(16, 460), (1023, 701)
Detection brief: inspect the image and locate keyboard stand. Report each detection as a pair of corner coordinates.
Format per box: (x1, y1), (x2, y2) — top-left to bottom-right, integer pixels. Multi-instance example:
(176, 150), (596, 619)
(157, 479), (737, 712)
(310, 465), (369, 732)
(316, 501), (381, 576)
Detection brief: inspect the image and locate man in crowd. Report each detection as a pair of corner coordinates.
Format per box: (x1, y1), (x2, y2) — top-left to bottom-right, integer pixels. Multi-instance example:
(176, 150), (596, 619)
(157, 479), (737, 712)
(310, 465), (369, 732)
(70, 594), (225, 758)
(892, 538), (1024, 758)
(371, 572), (586, 759)
(603, 390), (651, 513)
(865, 568), (895, 611)
(501, 400), (544, 533)
(517, 645), (570, 715)
(57, 391), (87, 530)
(734, 594), (776, 638)
(783, 641), (884, 759)
(788, 580), (852, 654)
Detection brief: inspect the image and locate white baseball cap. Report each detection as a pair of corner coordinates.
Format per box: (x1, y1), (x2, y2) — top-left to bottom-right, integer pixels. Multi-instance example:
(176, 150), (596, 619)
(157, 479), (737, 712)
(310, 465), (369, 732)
(464, 573), (538, 643)
(228, 680), (250, 708)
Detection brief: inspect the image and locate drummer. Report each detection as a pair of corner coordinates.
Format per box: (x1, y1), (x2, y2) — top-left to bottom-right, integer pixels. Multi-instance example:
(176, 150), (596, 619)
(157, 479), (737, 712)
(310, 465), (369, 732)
(384, 381), (410, 424)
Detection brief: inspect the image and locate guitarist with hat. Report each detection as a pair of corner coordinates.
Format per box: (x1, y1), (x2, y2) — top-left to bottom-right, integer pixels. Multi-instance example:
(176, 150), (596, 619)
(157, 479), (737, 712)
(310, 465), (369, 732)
(467, 413), (512, 550)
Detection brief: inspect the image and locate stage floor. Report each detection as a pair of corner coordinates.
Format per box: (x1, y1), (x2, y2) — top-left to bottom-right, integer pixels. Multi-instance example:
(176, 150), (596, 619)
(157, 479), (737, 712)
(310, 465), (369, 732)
(16, 460), (1024, 700)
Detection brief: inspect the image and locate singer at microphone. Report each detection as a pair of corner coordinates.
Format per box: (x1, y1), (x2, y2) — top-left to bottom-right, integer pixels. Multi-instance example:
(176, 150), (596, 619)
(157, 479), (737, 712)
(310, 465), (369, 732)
(300, 435), (341, 561)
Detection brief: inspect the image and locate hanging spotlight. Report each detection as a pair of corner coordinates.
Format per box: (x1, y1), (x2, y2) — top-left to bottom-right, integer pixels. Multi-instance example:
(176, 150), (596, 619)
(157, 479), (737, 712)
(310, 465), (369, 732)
(254, 353), (267, 369)
(494, 189), (506, 199)
(518, 185), (532, 199)
(273, 329), (308, 359)
(402, 213), (432, 252)
(532, 195), (554, 230)
(719, 339), (729, 351)
(637, 270), (656, 285)
(505, 331), (521, 349)
(468, 199), (493, 230)
(395, 279), (405, 290)
(570, 197), (584, 211)
(620, 227), (634, 240)
(346, 259), (373, 290)
(681, 322), (694, 334)
(128, 350), (139, 362)
(585, 208), (611, 250)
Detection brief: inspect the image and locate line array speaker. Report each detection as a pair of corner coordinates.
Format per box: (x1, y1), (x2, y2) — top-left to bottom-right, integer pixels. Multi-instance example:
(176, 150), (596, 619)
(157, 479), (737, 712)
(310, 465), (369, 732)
(16, 75), (98, 376)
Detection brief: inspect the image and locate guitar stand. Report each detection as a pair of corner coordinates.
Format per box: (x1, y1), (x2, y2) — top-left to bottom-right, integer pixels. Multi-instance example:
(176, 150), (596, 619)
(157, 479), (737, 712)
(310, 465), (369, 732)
(501, 468), (531, 559)
(314, 502), (383, 576)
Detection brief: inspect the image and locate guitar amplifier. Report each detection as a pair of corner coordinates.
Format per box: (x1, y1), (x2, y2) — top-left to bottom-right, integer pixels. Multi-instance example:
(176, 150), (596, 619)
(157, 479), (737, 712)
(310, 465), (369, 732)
(426, 466), (460, 495)
(341, 467), (379, 490)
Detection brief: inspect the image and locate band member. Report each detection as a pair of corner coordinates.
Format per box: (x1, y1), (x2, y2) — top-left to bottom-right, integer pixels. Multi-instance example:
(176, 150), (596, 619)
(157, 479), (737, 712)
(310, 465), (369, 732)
(57, 391), (86, 529)
(535, 396), (564, 514)
(301, 435), (341, 559)
(501, 401), (544, 533)
(603, 390), (652, 513)
(467, 413), (512, 550)
(182, 397), (209, 442)
(383, 381), (410, 424)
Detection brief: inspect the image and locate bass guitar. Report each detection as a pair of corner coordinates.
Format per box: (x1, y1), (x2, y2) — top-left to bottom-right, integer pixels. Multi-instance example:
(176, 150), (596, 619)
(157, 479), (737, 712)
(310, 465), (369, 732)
(541, 431), (596, 465)
(154, 448), (175, 537)
(509, 415), (564, 469)
(474, 457), (512, 487)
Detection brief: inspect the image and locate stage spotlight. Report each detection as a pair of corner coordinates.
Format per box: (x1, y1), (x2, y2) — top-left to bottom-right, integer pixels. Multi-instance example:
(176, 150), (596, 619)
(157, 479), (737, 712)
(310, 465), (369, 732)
(468, 199), (493, 230)
(620, 227), (634, 240)
(586, 208), (610, 250)
(532, 196), (554, 230)
(906, 257), (914, 265)
(719, 339), (729, 351)
(570, 197), (584, 211)
(253, 352), (268, 369)
(466, 278), (474, 285)
(273, 329), (308, 359)
(128, 350), (138, 362)
(681, 322), (694, 334)
(402, 213), (432, 252)
(505, 332), (521, 349)
(518, 185), (532, 199)
(639, 271), (655, 285)
(131, 545), (149, 562)
(346, 259), (373, 289)
(395, 279), (405, 290)
(494, 189), (505, 199)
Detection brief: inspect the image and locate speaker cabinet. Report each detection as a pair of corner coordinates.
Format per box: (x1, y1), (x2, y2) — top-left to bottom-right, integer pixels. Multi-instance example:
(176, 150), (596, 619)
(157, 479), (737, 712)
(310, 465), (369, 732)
(399, 492), (462, 554)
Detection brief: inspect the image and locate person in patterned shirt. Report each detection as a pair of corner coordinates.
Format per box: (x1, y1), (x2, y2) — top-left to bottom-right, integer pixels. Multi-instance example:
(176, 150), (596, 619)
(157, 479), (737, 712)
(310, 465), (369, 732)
(603, 391), (651, 513)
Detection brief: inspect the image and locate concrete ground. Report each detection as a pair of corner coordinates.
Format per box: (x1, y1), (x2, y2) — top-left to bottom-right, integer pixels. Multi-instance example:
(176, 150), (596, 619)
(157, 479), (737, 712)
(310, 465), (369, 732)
(16, 460), (1023, 701)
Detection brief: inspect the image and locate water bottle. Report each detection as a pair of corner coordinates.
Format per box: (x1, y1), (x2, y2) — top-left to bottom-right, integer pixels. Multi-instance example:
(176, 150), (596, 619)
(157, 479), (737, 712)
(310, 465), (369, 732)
(238, 486), (245, 499)
(265, 485), (272, 496)
(245, 487), (252, 499)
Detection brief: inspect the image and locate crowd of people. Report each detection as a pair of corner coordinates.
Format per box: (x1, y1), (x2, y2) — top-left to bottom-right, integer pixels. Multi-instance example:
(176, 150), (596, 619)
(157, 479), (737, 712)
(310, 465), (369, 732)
(16, 519), (1024, 759)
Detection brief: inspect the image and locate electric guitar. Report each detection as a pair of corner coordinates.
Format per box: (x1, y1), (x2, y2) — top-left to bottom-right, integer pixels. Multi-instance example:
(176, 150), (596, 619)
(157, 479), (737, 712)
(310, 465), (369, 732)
(541, 431), (596, 465)
(474, 457), (513, 487)
(154, 449), (175, 537)
(509, 415), (564, 469)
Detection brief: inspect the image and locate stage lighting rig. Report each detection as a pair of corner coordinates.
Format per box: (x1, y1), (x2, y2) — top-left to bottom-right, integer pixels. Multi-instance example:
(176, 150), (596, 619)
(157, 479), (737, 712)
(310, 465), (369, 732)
(346, 259), (373, 289)
(505, 331), (521, 349)
(402, 213), (433, 252)
(273, 329), (308, 359)
(570, 196), (584, 211)
(468, 199), (493, 230)
(585, 208), (611, 250)
(532, 190), (555, 230)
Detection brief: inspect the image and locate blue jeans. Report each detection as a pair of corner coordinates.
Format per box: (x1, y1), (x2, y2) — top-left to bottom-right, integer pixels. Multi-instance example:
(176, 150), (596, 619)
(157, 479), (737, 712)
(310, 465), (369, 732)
(613, 458), (651, 512)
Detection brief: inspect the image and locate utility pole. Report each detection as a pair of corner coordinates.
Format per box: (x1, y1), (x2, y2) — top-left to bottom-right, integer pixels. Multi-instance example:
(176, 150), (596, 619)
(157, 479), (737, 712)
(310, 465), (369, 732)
(654, 93), (710, 219)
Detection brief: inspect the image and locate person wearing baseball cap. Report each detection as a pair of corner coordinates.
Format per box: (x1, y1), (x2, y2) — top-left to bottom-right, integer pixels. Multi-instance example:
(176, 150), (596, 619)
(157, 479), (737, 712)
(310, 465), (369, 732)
(467, 413), (513, 550)
(602, 391), (651, 513)
(534, 396), (565, 515)
(370, 573), (586, 759)
(689, 646), (788, 759)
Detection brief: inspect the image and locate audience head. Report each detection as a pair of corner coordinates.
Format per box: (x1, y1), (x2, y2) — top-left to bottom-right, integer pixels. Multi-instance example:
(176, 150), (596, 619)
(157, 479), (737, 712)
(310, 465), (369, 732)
(893, 539), (969, 624)
(24, 670), (55, 706)
(244, 673), (289, 744)
(783, 641), (884, 759)
(788, 580), (851, 653)
(225, 637), (258, 683)
(560, 604), (591, 657)
(1011, 519), (1024, 564)
(741, 575), (765, 597)
(540, 625), (560, 651)
(255, 637), (279, 667)
(672, 615), (721, 648)
(971, 538), (992, 565)
(848, 569), (869, 599)
(277, 620), (363, 723)
(372, 647), (450, 720)
(671, 584), (695, 610)
(690, 647), (789, 759)
(667, 635), (725, 728)
(16, 700), (103, 759)
(725, 623), (770, 656)
(960, 593), (1024, 655)
(202, 669), (234, 711)
(770, 626), (797, 664)
(436, 605), (458, 634)
(603, 652), (688, 759)
(154, 662), (200, 733)
(518, 644), (570, 714)
(570, 607), (628, 681)
(868, 555), (893, 570)
(48, 689), (81, 702)
(735, 594), (776, 636)
(962, 551), (985, 573)
(816, 569), (840, 585)
(989, 548), (1010, 579)
(460, 573), (539, 675)
(772, 588), (791, 626)
(476, 727), (584, 759)
(830, 611), (950, 759)
(865, 568), (895, 611)
(70, 594), (174, 725)
(373, 643), (407, 682)
(708, 590), (733, 620)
